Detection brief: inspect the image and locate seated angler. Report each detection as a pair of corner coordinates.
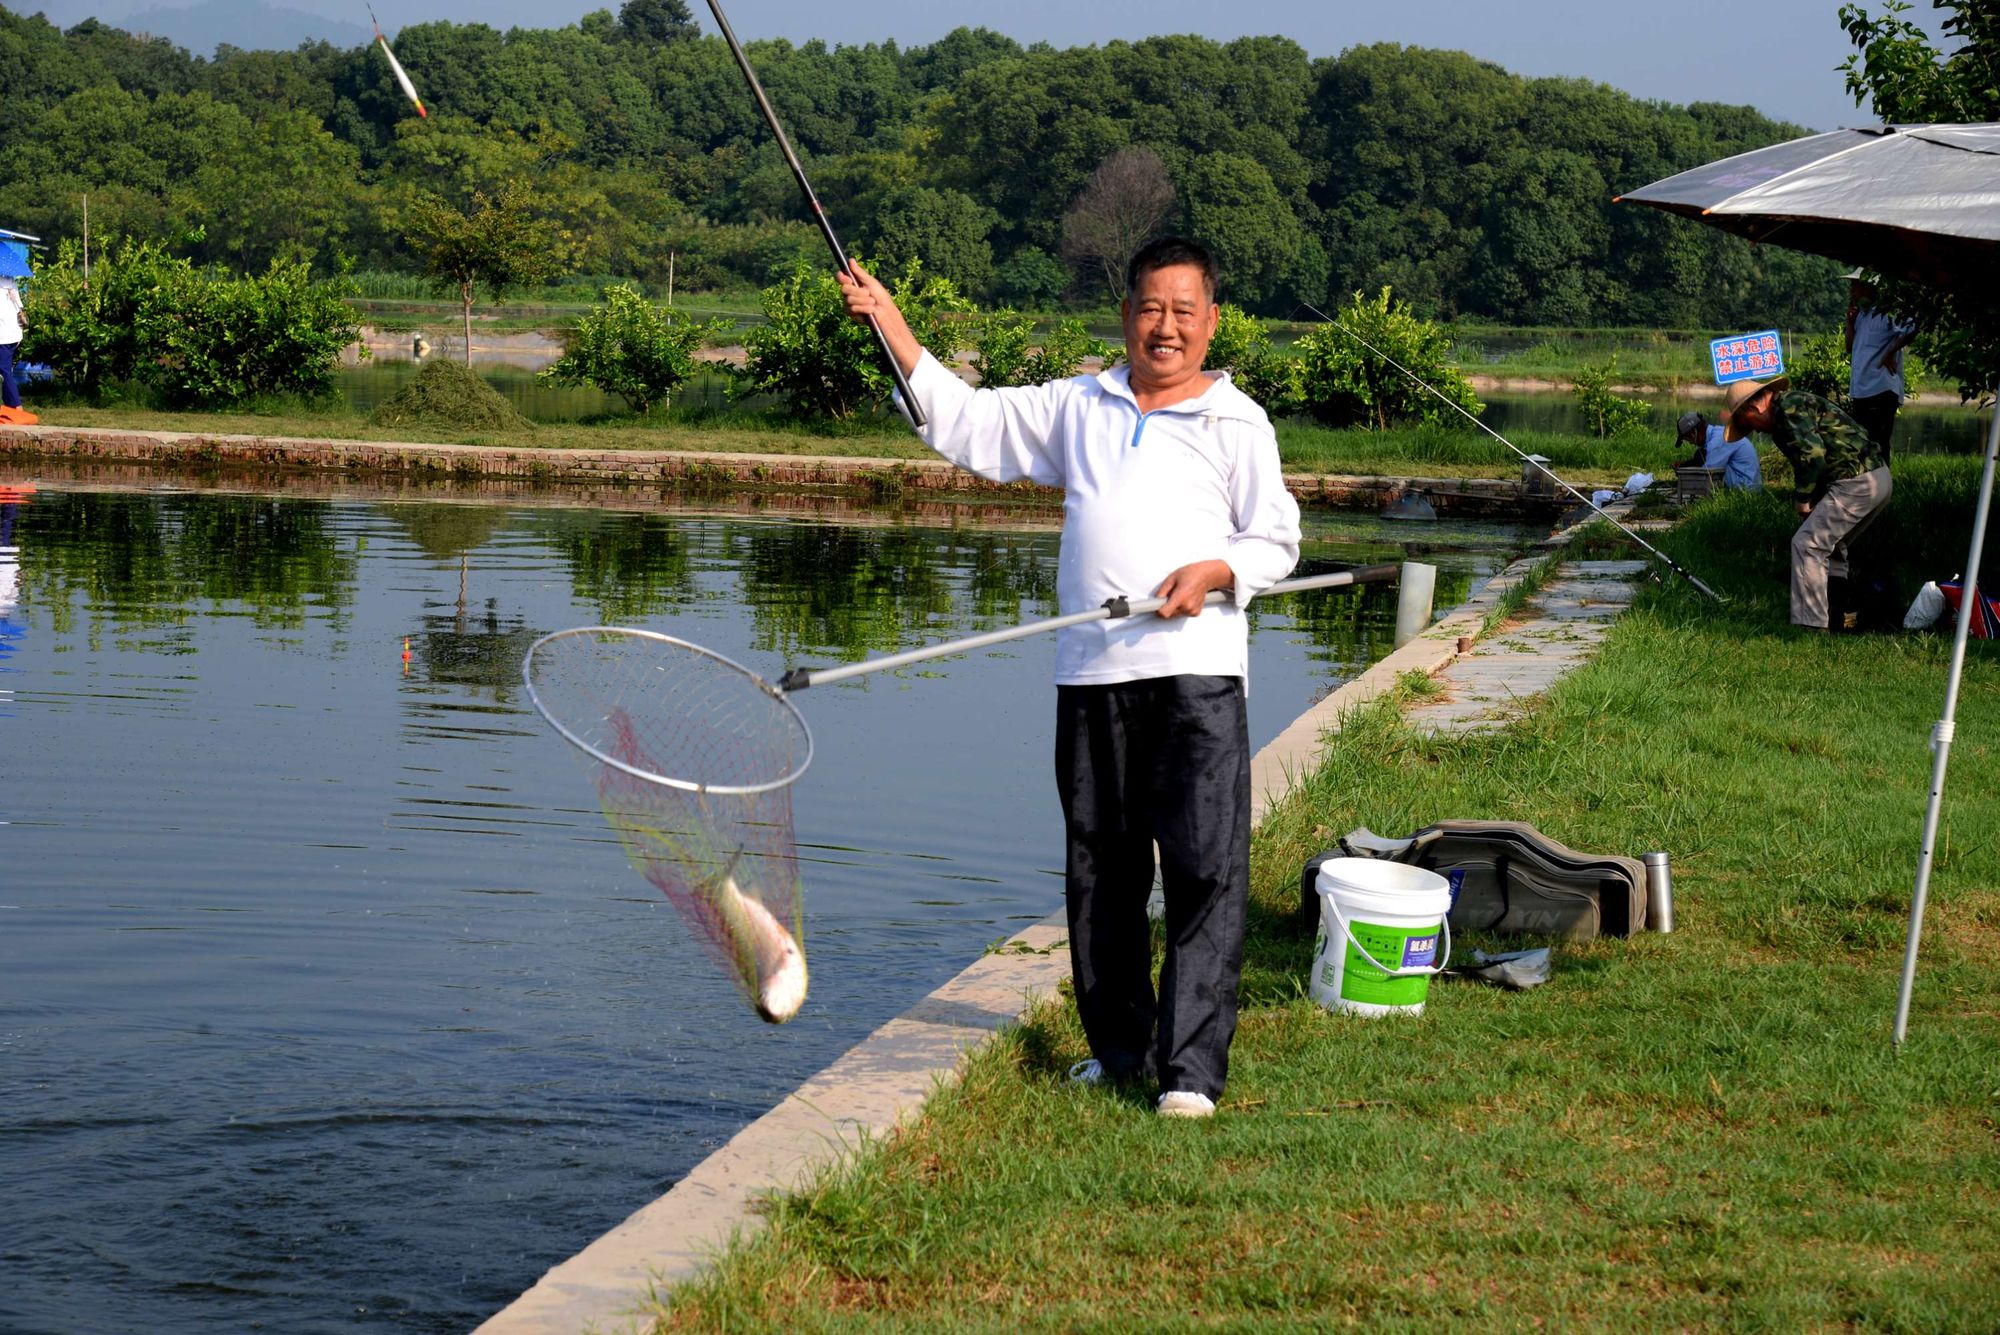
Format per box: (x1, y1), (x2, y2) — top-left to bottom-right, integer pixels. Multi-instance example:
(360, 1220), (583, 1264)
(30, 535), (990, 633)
(1671, 409), (1762, 490)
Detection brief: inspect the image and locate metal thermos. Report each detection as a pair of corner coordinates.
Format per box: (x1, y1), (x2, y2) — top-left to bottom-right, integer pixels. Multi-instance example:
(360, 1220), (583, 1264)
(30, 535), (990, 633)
(1641, 851), (1674, 933)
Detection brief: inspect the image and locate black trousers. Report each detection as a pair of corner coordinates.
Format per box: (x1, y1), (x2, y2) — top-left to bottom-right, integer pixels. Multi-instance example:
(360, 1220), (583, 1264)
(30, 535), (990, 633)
(1055, 674), (1249, 1101)
(1850, 390), (1900, 463)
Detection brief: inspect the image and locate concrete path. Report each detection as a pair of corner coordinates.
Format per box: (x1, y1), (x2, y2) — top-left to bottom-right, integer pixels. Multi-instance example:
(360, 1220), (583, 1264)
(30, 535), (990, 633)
(475, 554), (1653, 1335)
(1404, 560), (1650, 737)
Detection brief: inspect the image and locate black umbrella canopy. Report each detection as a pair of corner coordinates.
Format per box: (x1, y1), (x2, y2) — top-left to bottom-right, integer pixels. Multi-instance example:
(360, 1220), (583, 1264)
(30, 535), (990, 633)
(1617, 123), (2000, 289)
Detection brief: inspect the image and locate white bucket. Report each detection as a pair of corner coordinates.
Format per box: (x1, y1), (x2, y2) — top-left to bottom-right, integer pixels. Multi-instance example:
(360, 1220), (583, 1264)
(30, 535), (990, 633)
(1310, 858), (1453, 1018)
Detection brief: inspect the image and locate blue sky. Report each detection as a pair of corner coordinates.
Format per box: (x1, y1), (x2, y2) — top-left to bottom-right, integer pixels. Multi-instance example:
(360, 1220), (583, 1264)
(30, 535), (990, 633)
(32, 0), (1953, 133)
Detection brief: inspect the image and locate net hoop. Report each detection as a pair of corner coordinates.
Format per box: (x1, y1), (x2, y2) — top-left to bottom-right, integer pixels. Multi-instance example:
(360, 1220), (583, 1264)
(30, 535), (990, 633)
(522, 626), (814, 796)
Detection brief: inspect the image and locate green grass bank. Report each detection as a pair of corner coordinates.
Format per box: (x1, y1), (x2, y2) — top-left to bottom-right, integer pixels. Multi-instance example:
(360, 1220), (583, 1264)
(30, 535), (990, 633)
(642, 465), (2000, 1332)
(23, 401), (1690, 488)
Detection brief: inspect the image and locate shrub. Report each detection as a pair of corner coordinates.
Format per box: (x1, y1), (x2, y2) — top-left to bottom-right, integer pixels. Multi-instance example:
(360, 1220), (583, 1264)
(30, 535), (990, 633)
(1788, 332), (1849, 405)
(1572, 355), (1651, 438)
(1022, 318), (1113, 384)
(21, 237), (357, 405)
(1203, 303), (1267, 373)
(971, 312), (1115, 388)
(1202, 302), (1301, 416)
(1234, 350), (1304, 419)
(738, 259), (972, 420)
(150, 259), (360, 406)
(19, 237), (163, 397)
(969, 309), (1035, 388)
(1289, 288), (1481, 429)
(540, 284), (730, 413)
(370, 360), (532, 432)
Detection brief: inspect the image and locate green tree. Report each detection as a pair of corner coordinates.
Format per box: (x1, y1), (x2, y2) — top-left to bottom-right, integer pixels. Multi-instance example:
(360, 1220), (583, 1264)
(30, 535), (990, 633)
(738, 259), (971, 420)
(541, 283), (730, 413)
(1180, 151), (1306, 313)
(994, 246), (1068, 309)
(192, 107), (367, 269)
(969, 309), (1034, 388)
(868, 185), (996, 296)
(1839, 0), (2000, 400)
(1471, 149), (1609, 325)
(1290, 287), (1480, 429)
(406, 180), (581, 363)
(1205, 303), (1302, 416)
(619, 0), (699, 45)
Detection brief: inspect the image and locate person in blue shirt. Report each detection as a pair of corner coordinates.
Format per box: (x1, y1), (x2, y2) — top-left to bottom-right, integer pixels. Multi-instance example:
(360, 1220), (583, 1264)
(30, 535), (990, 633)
(1844, 272), (1918, 461)
(1673, 410), (1762, 490)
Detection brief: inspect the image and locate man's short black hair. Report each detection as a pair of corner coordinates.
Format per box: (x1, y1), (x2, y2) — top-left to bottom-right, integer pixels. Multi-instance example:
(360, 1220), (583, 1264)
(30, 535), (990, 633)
(1126, 236), (1218, 302)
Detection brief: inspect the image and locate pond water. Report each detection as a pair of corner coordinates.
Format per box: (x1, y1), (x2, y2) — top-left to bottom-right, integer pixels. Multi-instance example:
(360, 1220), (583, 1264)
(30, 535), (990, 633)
(0, 482), (1530, 1334)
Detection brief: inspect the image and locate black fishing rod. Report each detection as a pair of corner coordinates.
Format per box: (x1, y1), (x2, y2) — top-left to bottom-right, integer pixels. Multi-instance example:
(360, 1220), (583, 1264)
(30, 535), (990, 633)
(1303, 302), (1724, 603)
(704, 0), (924, 428)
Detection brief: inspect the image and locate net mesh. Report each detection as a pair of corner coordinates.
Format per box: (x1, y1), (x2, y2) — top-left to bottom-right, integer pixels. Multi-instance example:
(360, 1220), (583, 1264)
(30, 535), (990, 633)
(525, 629), (812, 1021)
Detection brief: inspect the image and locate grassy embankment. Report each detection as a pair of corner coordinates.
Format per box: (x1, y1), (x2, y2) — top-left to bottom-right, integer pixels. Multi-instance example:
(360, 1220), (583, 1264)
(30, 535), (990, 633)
(26, 400), (1689, 488)
(641, 458), (2000, 1332)
(23, 294), (1819, 484)
(1446, 323), (1748, 389)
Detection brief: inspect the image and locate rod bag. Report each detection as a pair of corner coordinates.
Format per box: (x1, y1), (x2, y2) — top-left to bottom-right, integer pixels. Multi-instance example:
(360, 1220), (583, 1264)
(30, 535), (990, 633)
(1299, 820), (1648, 941)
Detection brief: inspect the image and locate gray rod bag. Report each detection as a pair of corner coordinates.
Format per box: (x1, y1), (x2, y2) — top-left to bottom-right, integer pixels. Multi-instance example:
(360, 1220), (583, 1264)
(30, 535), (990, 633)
(1299, 820), (1648, 941)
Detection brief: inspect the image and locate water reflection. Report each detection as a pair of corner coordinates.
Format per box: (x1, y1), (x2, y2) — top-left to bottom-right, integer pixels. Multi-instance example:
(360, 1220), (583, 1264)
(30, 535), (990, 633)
(0, 482), (28, 716)
(0, 484), (1528, 1335)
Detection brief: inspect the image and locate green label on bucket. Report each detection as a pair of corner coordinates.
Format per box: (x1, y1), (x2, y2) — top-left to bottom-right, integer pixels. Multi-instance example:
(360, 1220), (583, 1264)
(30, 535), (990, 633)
(1339, 921), (1432, 1008)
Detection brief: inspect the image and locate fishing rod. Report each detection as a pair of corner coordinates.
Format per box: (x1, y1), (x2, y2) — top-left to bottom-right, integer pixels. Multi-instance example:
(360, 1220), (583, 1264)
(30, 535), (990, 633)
(704, 0), (924, 429)
(1301, 301), (1725, 603)
(778, 565), (1400, 691)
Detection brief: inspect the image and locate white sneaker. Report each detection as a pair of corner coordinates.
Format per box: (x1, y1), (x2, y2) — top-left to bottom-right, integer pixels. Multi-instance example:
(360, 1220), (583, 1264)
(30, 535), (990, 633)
(1157, 1090), (1216, 1118)
(1068, 1059), (1104, 1085)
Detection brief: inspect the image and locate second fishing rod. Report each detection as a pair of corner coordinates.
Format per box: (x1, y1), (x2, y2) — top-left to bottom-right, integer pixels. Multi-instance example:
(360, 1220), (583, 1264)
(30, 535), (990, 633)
(1301, 302), (1725, 603)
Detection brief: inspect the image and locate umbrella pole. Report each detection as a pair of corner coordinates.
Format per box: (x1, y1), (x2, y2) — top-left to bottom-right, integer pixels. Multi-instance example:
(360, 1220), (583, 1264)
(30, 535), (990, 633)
(1894, 387), (2000, 1048)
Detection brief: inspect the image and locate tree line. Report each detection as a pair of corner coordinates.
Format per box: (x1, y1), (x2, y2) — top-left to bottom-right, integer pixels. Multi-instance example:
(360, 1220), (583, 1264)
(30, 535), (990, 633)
(0, 2), (1850, 329)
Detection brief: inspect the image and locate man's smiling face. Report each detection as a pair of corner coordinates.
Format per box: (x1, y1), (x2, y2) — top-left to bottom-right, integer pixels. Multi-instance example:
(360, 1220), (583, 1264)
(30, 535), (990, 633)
(1121, 263), (1218, 398)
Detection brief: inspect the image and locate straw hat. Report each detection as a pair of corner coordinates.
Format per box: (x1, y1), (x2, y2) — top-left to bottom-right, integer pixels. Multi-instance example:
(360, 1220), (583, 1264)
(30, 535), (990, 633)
(1722, 376), (1789, 441)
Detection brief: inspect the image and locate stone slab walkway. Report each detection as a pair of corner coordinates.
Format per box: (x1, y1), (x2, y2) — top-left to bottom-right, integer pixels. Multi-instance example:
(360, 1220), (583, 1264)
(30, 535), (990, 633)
(1404, 560), (1650, 736)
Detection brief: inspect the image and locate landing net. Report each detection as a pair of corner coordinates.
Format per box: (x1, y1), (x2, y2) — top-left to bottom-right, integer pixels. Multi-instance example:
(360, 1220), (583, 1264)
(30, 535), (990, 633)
(524, 628), (814, 1023)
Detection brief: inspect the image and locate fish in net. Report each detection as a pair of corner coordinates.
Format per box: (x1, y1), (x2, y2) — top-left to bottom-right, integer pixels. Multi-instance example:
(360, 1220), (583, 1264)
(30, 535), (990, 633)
(525, 628), (813, 1023)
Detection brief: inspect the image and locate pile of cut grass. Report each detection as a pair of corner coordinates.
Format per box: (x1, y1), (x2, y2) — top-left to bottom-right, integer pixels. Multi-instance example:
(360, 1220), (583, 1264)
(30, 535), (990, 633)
(645, 462), (2000, 1332)
(368, 359), (532, 434)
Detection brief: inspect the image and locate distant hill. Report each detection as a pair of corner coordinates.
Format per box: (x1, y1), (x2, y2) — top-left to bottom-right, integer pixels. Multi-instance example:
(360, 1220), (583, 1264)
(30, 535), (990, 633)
(117, 0), (371, 54)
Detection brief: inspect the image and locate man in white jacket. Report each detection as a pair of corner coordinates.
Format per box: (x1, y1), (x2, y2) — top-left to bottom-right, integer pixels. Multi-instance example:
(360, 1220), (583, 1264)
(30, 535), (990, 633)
(840, 237), (1299, 1118)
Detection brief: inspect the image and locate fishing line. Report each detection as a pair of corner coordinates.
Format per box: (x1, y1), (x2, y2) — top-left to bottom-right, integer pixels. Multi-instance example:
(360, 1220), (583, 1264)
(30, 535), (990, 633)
(1299, 301), (1725, 603)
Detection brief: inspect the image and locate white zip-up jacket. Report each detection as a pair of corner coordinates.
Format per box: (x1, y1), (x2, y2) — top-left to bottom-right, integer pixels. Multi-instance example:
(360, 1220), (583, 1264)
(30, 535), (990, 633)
(905, 350), (1301, 687)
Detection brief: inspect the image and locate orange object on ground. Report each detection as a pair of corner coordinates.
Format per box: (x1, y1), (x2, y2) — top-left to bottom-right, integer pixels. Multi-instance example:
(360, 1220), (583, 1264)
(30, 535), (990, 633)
(0, 406), (40, 425)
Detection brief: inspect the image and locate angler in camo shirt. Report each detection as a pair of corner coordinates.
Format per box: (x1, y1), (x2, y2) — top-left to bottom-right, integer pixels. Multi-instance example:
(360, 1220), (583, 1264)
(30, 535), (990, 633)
(1722, 375), (1890, 629)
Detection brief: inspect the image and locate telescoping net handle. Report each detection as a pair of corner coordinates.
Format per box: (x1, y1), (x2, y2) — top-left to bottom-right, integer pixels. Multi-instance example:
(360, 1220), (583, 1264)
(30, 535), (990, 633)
(524, 628), (815, 1023)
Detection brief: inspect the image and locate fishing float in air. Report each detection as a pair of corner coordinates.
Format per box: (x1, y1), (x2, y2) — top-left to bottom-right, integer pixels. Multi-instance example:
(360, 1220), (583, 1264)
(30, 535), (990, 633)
(369, 6), (428, 118)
